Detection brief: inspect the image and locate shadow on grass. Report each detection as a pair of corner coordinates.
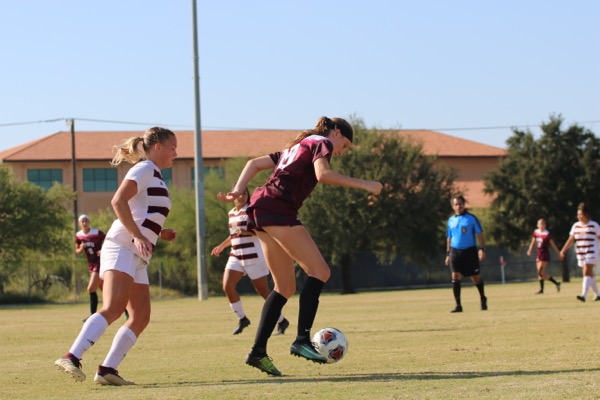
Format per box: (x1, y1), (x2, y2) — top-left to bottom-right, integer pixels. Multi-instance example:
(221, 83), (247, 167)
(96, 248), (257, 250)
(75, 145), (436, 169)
(139, 367), (600, 388)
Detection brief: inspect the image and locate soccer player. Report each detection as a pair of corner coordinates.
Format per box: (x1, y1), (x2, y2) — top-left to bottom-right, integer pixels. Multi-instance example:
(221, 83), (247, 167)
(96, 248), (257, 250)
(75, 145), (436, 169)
(560, 203), (600, 302)
(526, 218), (561, 294)
(444, 194), (487, 313)
(211, 187), (289, 336)
(75, 214), (106, 321)
(55, 127), (178, 386)
(217, 116), (382, 376)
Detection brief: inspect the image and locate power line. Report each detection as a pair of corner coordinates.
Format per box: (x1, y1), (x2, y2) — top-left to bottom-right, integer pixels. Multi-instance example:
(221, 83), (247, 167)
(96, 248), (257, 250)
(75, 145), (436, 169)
(0, 117), (599, 132)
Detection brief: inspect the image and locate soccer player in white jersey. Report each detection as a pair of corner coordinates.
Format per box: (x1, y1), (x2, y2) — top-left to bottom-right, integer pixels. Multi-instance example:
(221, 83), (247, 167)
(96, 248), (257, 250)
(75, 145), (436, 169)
(211, 187), (289, 335)
(55, 127), (178, 386)
(560, 202), (600, 302)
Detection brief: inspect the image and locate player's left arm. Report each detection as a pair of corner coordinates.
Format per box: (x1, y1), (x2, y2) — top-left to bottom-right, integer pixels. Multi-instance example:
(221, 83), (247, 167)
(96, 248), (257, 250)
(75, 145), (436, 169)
(314, 157), (382, 194)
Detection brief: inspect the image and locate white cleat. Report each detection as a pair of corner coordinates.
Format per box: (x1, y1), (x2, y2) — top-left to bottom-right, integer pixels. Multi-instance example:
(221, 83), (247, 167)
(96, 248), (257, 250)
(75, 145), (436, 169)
(54, 357), (86, 382)
(94, 366), (134, 386)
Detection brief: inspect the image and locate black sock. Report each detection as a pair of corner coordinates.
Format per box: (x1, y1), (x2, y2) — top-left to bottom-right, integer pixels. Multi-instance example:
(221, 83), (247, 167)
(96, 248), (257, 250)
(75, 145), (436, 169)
(297, 277), (326, 340)
(251, 291), (287, 356)
(89, 292), (98, 314)
(539, 279), (545, 292)
(452, 280), (461, 306)
(476, 280), (486, 298)
(549, 276), (559, 286)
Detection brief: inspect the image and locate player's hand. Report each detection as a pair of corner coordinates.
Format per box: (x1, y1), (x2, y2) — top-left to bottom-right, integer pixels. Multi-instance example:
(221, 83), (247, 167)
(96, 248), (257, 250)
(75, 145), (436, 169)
(160, 228), (177, 242)
(133, 235), (153, 258)
(217, 190), (242, 202)
(366, 181), (383, 194)
(211, 246), (222, 257)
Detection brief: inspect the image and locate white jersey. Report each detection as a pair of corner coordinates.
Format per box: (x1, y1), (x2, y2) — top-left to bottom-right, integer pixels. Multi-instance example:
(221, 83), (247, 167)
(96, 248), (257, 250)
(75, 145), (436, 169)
(106, 160), (171, 262)
(228, 204), (262, 266)
(569, 220), (600, 266)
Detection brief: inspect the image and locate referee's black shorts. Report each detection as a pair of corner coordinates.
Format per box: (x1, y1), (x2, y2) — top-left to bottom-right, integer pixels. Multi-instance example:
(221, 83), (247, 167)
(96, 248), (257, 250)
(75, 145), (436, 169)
(449, 246), (480, 276)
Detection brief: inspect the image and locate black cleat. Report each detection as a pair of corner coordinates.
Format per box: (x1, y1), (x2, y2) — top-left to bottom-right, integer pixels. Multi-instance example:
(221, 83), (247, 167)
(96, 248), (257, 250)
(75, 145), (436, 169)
(481, 296), (488, 311)
(595, 296), (600, 301)
(245, 353), (282, 376)
(556, 282), (561, 293)
(576, 295), (586, 302)
(233, 316), (250, 335)
(450, 305), (463, 313)
(535, 290), (544, 295)
(276, 318), (289, 335)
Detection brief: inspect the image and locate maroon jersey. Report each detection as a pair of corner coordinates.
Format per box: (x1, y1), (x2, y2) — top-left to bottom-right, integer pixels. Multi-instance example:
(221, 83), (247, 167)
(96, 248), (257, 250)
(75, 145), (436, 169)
(248, 135), (333, 226)
(75, 228), (106, 268)
(532, 229), (552, 261)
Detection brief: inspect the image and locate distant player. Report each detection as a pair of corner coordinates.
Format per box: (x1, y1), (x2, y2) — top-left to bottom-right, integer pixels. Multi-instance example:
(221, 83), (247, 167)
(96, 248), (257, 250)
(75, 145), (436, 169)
(526, 218), (561, 294)
(75, 214), (106, 321)
(560, 203), (600, 302)
(445, 194), (487, 313)
(211, 187), (289, 336)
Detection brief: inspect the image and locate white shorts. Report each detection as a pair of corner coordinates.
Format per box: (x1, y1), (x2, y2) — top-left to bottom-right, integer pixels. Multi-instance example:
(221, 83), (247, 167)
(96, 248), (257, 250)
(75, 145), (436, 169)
(577, 253), (597, 268)
(225, 257), (269, 280)
(100, 237), (149, 284)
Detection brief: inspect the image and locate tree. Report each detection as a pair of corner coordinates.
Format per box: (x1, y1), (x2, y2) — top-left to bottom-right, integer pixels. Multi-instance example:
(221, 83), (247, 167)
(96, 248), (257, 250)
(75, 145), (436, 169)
(0, 167), (73, 293)
(483, 115), (600, 281)
(301, 119), (456, 293)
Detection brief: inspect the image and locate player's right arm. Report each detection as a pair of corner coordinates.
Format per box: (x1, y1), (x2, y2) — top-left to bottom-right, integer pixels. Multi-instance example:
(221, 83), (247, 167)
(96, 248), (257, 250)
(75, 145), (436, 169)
(218, 156), (275, 202)
(526, 237), (535, 256)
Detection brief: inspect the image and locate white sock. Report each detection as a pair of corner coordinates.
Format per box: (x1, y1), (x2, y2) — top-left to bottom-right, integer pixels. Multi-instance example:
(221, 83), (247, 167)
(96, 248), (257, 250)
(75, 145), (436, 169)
(582, 276), (592, 297)
(102, 326), (138, 369)
(590, 277), (600, 296)
(230, 301), (246, 319)
(277, 313), (285, 323)
(69, 313), (109, 359)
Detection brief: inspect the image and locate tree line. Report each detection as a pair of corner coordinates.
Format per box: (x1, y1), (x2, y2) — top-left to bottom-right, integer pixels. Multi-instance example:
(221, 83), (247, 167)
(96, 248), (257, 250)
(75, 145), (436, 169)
(0, 115), (596, 299)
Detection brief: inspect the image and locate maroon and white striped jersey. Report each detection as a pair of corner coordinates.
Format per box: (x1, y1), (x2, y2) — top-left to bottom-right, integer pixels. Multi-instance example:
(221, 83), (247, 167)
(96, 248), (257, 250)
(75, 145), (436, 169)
(106, 160), (171, 261)
(569, 220), (600, 264)
(228, 204), (262, 265)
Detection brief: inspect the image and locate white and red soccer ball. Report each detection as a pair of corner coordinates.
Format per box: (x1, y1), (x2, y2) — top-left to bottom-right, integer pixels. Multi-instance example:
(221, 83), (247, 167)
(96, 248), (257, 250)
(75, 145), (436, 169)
(311, 327), (348, 364)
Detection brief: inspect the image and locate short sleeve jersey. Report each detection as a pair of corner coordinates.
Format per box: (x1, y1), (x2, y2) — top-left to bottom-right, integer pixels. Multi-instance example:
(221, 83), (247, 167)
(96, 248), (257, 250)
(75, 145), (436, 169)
(446, 212), (483, 250)
(75, 228), (105, 267)
(250, 135), (333, 216)
(228, 204), (261, 265)
(569, 220), (600, 260)
(106, 160), (171, 260)
(532, 229), (552, 261)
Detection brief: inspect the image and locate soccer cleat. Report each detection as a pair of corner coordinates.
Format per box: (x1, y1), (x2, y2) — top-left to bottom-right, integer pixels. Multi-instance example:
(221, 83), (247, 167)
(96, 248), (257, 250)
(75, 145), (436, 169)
(450, 305), (463, 313)
(94, 365), (134, 386)
(576, 295), (586, 302)
(290, 339), (327, 364)
(245, 353), (282, 376)
(233, 316), (251, 335)
(276, 318), (290, 335)
(535, 290), (544, 295)
(54, 354), (86, 382)
(556, 282), (561, 293)
(481, 296), (488, 311)
(595, 296), (600, 301)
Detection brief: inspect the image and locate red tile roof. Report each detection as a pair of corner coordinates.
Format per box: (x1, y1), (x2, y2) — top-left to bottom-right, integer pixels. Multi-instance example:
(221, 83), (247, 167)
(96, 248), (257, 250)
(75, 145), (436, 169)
(0, 129), (505, 162)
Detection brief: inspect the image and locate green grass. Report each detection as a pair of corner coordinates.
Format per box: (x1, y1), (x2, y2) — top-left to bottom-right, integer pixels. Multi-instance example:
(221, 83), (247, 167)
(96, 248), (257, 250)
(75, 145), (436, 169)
(2, 280), (600, 400)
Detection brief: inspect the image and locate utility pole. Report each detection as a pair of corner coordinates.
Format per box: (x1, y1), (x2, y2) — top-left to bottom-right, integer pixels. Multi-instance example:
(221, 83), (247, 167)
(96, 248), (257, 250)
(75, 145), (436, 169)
(67, 118), (78, 232)
(192, 0), (208, 300)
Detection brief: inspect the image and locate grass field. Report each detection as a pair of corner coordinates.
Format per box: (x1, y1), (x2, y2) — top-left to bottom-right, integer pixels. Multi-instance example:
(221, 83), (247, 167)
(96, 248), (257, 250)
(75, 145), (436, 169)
(2, 279), (600, 400)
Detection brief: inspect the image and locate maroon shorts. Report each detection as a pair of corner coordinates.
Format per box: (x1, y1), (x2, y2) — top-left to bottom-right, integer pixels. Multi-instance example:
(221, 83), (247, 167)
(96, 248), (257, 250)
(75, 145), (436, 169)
(88, 262), (100, 274)
(247, 206), (303, 231)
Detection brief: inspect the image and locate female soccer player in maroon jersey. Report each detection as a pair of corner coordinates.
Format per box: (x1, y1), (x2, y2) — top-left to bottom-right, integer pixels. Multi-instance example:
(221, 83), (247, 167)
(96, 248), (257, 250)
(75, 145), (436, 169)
(218, 116), (382, 376)
(526, 218), (561, 294)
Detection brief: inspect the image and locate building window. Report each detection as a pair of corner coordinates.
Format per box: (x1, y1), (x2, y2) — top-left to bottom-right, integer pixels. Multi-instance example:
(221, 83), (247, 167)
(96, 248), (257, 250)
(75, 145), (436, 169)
(191, 166), (224, 187)
(161, 168), (172, 186)
(83, 168), (118, 192)
(27, 169), (63, 190)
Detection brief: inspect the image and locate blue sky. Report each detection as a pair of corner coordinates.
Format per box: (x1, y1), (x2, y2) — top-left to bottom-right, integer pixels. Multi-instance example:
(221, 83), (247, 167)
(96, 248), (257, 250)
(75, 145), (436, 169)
(1, 0), (598, 152)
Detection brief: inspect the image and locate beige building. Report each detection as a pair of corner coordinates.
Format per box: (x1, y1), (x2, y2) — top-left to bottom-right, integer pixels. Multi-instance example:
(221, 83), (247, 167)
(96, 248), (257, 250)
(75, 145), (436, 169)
(0, 129), (505, 214)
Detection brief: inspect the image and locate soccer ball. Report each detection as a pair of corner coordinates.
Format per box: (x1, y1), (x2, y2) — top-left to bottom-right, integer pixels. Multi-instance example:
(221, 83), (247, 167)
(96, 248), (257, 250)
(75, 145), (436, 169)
(311, 327), (348, 364)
